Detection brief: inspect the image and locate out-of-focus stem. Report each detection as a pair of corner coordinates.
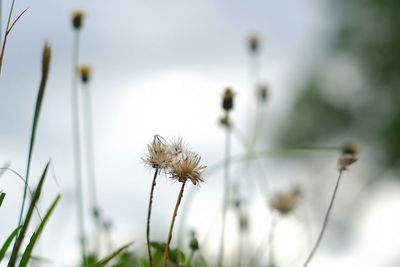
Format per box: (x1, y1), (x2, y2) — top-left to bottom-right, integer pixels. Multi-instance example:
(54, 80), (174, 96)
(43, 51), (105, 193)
(71, 29), (87, 264)
(82, 81), (101, 254)
(301, 170), (344, 267)
(218, 111), (231, 267)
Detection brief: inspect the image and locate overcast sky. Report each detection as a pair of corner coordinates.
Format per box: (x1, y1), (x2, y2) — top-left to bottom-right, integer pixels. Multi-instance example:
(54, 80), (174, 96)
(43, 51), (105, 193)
(1, 1), (400, 266)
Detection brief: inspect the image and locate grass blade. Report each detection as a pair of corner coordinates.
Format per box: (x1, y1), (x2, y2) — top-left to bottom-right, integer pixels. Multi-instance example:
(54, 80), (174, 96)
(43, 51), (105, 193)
(0, 192), (5, 208)
(95, 242), (134, 267)
(0, 227), (21, 262)
(8, 162), (50, 267)
(18, 194), (61, 267)
(18, 43), (51, 226)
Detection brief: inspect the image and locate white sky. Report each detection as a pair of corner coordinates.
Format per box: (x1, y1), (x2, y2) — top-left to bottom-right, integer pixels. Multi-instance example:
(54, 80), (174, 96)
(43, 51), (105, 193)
(1, 0), (400, 266)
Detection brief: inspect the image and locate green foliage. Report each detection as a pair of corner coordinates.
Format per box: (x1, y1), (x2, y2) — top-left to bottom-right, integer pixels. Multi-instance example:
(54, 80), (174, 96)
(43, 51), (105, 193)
(8, 162), (50, 267)
(95, 242), (133, 267)
(0, 192), (5, 208)
(279, 0), (400, 169)
(19, 195), (61, 267)
(0, 227), (21, 262)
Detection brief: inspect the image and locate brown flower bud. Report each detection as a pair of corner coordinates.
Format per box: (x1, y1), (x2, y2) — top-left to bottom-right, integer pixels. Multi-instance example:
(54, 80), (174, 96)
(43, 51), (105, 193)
(248, 35), (259, 53)
(72, 11), (85, 30)
(222, 87), (234, 112)
(338, 143), (358, 170)
(79, 65), (91, 83)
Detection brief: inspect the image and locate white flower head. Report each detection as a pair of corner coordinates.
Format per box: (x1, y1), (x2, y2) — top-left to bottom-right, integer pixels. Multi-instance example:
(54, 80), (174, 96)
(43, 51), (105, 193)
(144, 135), (172, 170)
(169, 151), (206, 185)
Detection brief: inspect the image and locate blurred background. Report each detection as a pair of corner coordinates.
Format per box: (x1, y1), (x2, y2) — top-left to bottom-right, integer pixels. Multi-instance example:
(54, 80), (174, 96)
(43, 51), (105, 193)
(1, 0), (400, 266)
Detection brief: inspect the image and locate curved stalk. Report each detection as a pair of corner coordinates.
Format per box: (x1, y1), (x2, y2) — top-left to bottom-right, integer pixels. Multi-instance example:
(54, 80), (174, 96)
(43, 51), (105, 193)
(163, 181), (187, 267)
(146, 169), (159, 267)
(301, 170), (344, 267)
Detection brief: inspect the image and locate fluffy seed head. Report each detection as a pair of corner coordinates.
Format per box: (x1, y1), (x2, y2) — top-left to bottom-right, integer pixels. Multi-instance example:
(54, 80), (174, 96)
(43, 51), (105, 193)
(169, 151), (206, 185)
(144, 136), (172, 170)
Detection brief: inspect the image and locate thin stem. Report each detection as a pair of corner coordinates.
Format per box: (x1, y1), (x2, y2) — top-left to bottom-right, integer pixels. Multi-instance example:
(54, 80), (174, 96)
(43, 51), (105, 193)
(301, 170), (344, 267)
(147, 169), (158, 267)
(0, 0), (16, 75)
(163, 181), (187, 267)
(267, 214), (277, 267)
(249, 51), (261, 150)
(249, 213), (277, 267)
(187, 250), (195, 266)
(71, 29), (86, 264)
(218, 111), (231, 267)
(82, 81), (101, 255)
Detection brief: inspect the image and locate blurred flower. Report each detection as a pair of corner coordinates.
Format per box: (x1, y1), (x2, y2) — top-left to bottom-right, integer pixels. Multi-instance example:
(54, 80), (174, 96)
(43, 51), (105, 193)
(271, 189), (300, 215)
(72, 10), (85, 30)
(169, 151), (206, 185)
(222, 87), (234, 112)
(79, 65), (91, 83)
(258, 84), (269, 102)
(338, 143), (358, 171)
(248, 34), (259, 52)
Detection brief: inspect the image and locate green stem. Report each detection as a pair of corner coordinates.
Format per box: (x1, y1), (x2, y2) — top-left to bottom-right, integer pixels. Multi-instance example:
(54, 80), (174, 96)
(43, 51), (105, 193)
(163, 181), (187, 267)
(82, 81), (101, 255)
(71, 29), (86, 264)
(147, 169), (158, 267)
(218, 111), (231, 267)
(301, 170), (344, 267)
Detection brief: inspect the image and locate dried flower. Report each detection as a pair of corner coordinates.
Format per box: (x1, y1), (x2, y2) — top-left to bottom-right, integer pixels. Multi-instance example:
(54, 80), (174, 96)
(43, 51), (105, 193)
(338, 143), (358, 171)
(168, 138), (185, 157)
(271, 189), (300, 215)
(144, 136), (172, 170)
(72, 10), (85, 30)
(222, 87), (234, 112)
(79, 65), (91, 83)
(248, 35), (259, 52)
(169, 151), (206, 185)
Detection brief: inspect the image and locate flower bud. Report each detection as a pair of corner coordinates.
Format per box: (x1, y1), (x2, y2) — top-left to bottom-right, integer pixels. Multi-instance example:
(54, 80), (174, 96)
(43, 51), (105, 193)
(222, 87), (234, 112)
(72, 11), (84, 30)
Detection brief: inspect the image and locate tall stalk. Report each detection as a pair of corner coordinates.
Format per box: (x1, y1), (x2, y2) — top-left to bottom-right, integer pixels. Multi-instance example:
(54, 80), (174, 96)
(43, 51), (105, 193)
(146, 169), (159, 267)
(82, 80), (101, 254)
(71, 29), (86, 263)
(163, 181), (187, 267)
(301, 170), (344, 267)
(218, 111), (231, 267)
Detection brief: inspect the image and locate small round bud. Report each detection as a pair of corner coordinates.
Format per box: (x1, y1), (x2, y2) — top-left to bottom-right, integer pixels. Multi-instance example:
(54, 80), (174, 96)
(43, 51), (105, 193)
(240, 213), (249, 232)
(338, 143), (358, 171)
(341, 143), (358, 156)
(258, 84), (269, 102)
(219, 114), (230, 128)
(248, 35), (259, 53)
(79, 65), (91, 83)
(189, 237), (199, 251)
(271, 191), (299, 215)
(222, 87), (234, 112)
(72, 11), (85, 30)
